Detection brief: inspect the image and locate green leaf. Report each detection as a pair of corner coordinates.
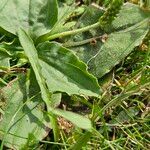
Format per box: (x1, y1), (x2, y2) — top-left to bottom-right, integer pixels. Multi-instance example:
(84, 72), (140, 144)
(70, 132), (92, 150)
(58, 0), (74, 5)
(67, 3), (149, 78)
(64, 5), (104, 63)
(0, 75), (50, 149)
(0, 78), (7, 87)
(0, 48), (11, 68)
(110, 107), (139, 124)
(51, 93), (62, 108)
(0, 40), (25, 69)
(37, 42), (101, 97)
(111, 3), (150, 30)
(36, 2), (77, 43)
(18, 29), (94, 131)
(29, 0), (58, 38)
(49, 2), (75, 35)
(0, 40), (23, 54)
(52, 109), (92, 130)
(0, 0), (58, 38)
(29, 68), (62, 108)
(18, 28), (51, 112)
(89, 19), (149, 78)
(18, 28), (100, 97)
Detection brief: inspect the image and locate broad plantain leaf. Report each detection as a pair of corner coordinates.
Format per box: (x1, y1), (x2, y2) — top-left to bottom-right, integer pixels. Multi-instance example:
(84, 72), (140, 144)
(49, 2), (76, 35)
(37, 2), (77, 43)
(0, 0), (58, 38)
(0, 75), (50, 149)
(29, 68), (62, 108)
(111, 3), (150, 30)
(67, 3), (149, 78)
(18, 28), (52, 114)
(52, 108), (92, 130)
(18, 29), (94, 131)
(89, 19), (149, 78)
(68, 5), (104, 63)
(18, 28), (101, 97)
(37, 42), (101, 97)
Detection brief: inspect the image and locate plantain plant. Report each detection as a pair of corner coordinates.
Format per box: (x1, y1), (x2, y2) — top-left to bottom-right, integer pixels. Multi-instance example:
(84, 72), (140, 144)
(0, 0), (149, 149)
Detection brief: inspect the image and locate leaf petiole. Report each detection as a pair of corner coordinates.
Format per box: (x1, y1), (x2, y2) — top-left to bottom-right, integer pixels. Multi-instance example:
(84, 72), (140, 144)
(62, 36), (103, 47)
(36, 22), (100, 44)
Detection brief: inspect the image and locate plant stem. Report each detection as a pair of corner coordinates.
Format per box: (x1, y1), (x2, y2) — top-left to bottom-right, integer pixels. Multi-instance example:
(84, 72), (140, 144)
(37, 22), (100, 44)
(62, 36), (102, 47)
